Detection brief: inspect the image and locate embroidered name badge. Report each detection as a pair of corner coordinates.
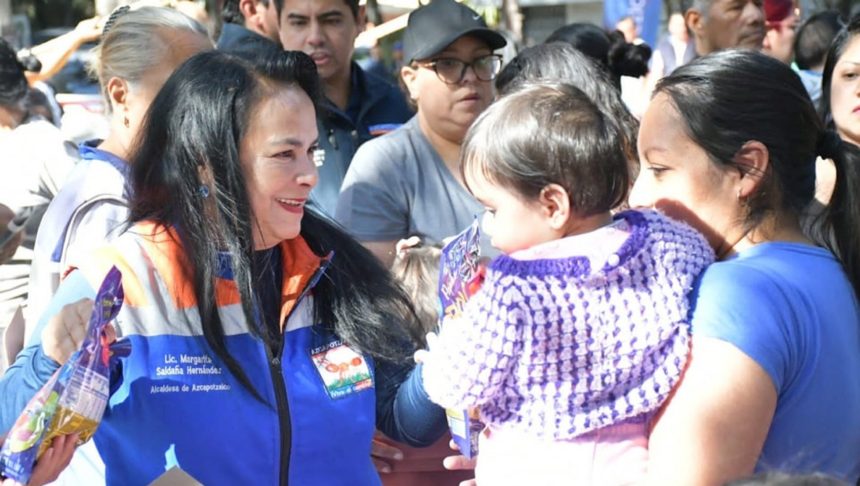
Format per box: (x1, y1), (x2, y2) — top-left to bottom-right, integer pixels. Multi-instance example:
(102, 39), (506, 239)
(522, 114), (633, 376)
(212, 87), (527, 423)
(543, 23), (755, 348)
(312, 149), (325, 167)
(311, 341), (373, 399)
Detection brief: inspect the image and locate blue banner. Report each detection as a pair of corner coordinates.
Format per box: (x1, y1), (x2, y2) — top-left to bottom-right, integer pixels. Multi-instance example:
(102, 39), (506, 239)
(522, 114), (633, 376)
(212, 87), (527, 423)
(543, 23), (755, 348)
(604, 0), (662, 48)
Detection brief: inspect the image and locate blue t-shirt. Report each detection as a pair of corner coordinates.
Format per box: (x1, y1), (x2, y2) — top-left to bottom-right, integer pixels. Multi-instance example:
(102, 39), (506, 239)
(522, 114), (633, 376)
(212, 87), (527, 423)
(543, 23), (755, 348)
(691, 242), (860, 481)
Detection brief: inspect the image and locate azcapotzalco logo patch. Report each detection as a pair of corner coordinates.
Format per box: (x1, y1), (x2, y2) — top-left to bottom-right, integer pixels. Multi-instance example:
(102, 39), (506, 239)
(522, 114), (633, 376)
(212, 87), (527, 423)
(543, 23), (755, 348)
(311, 341), (373, 399)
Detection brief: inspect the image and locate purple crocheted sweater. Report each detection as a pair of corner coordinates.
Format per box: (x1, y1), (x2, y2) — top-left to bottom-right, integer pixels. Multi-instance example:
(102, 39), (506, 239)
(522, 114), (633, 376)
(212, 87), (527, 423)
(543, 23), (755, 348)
(422, 209), (715, 440)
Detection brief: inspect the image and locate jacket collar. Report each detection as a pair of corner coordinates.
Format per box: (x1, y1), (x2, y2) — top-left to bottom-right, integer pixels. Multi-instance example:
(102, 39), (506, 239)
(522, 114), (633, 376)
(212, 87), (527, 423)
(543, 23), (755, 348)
(216, 23), (277, 51)
(320, 62), (391, 125)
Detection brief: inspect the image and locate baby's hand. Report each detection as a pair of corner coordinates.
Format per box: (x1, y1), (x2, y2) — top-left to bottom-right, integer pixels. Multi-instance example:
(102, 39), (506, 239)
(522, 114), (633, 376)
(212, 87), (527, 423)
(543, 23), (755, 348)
(395, 236), (422, 257)
(413, 332), (439, 364)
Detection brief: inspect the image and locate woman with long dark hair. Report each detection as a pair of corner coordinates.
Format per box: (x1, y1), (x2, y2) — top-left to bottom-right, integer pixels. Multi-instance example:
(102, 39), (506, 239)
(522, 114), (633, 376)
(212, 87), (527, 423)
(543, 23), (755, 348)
(631, 49), (860, 484)
(800, 14), (857, 248)
(820, 14), (860, 146)
(1, 49), (445, 485)
(0, 7), (213, 485)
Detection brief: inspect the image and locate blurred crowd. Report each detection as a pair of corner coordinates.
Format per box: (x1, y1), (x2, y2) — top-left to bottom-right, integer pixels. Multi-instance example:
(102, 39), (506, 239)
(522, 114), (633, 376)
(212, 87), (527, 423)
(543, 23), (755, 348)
(0, 0), (859, 485)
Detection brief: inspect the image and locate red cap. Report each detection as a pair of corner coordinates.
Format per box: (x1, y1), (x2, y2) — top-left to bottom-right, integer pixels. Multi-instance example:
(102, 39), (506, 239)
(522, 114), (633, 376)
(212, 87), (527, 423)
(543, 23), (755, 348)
(764, 0), (793, 22)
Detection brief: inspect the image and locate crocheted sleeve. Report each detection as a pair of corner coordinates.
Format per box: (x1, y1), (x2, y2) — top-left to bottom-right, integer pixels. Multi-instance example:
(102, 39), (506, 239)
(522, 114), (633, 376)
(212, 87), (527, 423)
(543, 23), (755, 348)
(421, 270), (525, 410)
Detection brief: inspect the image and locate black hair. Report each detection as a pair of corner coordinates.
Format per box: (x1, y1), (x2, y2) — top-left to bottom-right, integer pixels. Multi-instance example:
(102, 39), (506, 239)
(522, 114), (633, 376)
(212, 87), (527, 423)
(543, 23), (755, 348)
(795, 10), (844, 71)
(25, 88), (57, 126)
(462, 82), (629, 217)
(129, 49), (423, 400)
(221, 0), (245, 24)
(272, 0), (359, 19)
(820, 14), (859, 128)
(544, 22), (651, 88)
(657, 49), (860, 295)
(495, 42), (640, 167)
(222, 0), (272, 24)
(0, 38), (40, 109)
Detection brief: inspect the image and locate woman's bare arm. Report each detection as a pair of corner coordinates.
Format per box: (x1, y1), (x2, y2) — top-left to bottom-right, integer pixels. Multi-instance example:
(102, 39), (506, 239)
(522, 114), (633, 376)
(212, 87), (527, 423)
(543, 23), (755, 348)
(646, 336), (777, 486)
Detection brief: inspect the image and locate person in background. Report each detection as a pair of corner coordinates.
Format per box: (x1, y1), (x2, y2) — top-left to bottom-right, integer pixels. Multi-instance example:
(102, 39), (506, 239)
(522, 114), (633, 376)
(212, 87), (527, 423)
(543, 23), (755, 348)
(19, 17), (102, 85)
(217, 0), (281, 53)
(633, 49), (860, 484)
(0, 207), (22, 267)
(0, 38), (77, 373)
(275, 0), (413, 216)
(545, 22), (652, 115)
(336, 0), (506, 268)
(806, 13), (859, 238)
(357, 42), (396, 84)
(649, 12), (695, 80)
(615, 15), (642, 44)
(794, 10), (843, 106)
(15, 15), (103, 130)
(545, 23), (651, 91)
(22, 4), (212, 357)
(376, 239), (471, 486)
(24, 89), (58, 127)
(762, 0), (799, 64)
(683, 0), (765, 56)
(1, 48), (446, 485)
(390, 241), (442, 337)
(821, 14), (860, 148)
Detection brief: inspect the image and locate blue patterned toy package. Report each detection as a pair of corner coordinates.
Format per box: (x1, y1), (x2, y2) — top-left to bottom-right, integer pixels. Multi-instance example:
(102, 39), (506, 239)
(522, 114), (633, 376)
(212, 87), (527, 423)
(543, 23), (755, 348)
(437, 220), (485, 459)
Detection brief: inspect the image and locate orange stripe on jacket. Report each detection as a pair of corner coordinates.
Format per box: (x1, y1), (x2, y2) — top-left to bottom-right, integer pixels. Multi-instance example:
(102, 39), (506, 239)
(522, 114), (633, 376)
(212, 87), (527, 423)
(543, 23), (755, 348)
(73, 222), (323, 324)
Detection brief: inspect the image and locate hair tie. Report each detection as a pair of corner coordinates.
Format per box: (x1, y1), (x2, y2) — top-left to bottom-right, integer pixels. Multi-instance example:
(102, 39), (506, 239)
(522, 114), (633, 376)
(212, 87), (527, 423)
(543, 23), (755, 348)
(101, 5), (131, 40)
(816, 130), (842, 160)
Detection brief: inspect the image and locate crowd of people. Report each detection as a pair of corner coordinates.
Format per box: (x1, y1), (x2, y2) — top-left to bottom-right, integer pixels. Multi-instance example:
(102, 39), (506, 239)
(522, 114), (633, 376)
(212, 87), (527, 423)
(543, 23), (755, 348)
(0, 0), (859, 484)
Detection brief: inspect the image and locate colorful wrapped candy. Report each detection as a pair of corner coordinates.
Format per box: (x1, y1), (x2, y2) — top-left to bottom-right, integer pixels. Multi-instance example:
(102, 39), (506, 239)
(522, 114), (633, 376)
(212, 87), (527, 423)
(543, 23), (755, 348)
(0, 266), (124, 484)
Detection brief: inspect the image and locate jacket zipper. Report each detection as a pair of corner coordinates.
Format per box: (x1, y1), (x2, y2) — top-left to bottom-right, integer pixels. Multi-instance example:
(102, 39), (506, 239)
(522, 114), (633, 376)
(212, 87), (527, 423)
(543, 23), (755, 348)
(266, 340), (291, 486)
(267, 252), (334, 486)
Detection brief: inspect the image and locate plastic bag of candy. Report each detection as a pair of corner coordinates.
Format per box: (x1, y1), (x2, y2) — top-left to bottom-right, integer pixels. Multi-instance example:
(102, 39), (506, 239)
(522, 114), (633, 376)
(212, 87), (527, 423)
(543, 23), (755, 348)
(0, 266), (124, 484)
(437, 220), (485, 459)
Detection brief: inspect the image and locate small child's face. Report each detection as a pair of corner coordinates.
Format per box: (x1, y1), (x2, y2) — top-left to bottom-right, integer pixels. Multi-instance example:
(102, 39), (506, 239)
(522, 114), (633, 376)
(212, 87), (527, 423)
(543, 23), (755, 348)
(466, 170), (559, 254)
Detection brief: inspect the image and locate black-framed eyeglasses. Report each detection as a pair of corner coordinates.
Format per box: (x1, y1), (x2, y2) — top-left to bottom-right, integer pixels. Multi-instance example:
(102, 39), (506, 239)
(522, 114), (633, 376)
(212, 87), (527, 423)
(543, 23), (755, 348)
(416, 54), (503, 84)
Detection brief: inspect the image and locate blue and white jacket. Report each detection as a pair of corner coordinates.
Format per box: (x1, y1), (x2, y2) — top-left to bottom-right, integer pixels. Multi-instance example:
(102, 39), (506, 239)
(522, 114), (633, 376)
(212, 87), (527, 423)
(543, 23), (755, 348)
(1, 222), (445, 485)
(25, 142), (128, 346)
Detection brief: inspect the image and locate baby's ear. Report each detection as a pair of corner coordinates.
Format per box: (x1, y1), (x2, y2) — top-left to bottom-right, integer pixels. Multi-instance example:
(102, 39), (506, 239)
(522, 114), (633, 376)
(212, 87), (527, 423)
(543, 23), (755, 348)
(539, 183), (572, 231)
